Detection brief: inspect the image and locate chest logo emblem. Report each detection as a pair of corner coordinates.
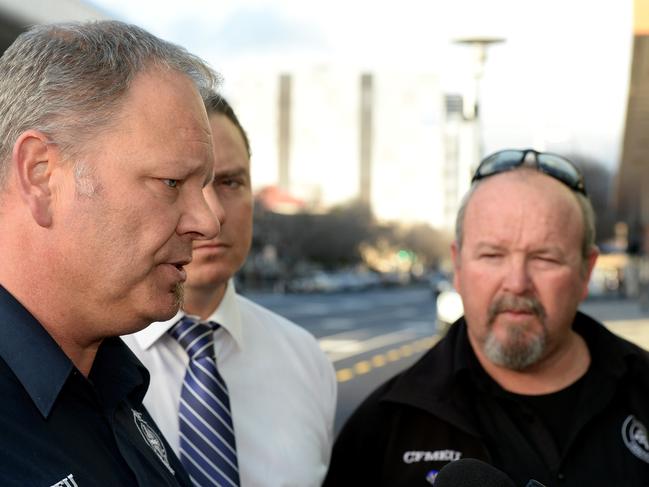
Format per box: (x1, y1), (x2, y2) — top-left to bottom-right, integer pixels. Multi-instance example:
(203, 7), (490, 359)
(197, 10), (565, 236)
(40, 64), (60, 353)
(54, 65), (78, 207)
(622, 415), (649, 465)
(425, 469), (439, 484)
(132, 409), (175, 474)
(49, 474), (78, 487)
(403, 449), (462, 464)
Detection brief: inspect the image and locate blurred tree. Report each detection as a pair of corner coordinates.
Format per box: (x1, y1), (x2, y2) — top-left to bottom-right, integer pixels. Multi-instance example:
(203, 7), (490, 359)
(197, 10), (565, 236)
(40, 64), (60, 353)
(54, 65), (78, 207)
(252, 199), (375, 274)
(400, 223), (452, 268)
(300, 200), (374, 268)
(565, 153), (616, 245)
(250, 199), (453, 283)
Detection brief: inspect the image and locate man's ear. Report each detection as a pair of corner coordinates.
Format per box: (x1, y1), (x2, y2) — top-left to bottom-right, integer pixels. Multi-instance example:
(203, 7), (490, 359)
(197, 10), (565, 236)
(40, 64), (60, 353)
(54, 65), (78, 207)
(12, 130), (57, 227)
(581, 245), (600, 301)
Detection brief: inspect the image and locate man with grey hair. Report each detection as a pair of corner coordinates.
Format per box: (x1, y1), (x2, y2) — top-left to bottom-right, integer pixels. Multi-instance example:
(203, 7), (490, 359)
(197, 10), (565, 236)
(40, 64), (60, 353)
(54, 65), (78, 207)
(325, 149), (649, 486)
(0, 21), (221, 485)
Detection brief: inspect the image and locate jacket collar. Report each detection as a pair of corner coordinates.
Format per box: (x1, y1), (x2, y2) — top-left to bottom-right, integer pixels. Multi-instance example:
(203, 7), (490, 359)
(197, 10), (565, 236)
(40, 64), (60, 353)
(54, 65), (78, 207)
(380, 317), (481, 436)
(380, 311), (648, 435)
(0, 285), (150, 418)
(0, 285), (73, 418)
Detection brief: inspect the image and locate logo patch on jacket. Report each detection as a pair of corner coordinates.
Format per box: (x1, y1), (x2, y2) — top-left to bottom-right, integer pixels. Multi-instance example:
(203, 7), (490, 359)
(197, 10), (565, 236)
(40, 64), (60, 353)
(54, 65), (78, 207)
(132, 409), (175, 474)
(403, 449), (462, 464)
(622, 415), (649, 464)
(49, 474), (78, 487)
(425, 469), (439, 484)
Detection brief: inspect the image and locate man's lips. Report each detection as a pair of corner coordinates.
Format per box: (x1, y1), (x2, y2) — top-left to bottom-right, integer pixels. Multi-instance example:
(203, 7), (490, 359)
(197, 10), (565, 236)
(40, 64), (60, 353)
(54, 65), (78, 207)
(162, 263), (188, 282)
(498, 309), (537, 320)
(488, 295), (545, 324)
(162, 257), (191, 282)
(175, 265), (187, 282)
(193, 242), (230, 250)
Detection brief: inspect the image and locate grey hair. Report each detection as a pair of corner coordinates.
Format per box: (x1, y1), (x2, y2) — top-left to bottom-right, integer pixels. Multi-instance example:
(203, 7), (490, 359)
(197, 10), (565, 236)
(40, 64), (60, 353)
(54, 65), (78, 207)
(455, 174), (597, 265)
(0, 20), (220, 189)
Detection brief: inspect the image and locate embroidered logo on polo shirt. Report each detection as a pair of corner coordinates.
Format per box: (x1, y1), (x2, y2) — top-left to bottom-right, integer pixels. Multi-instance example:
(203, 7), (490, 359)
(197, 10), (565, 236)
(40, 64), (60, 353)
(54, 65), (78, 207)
(49, 474), (78, 487)
(403, 449), (462, 464)
(425, 469), (440, 484)
(622, 414), (649, 464)
(132, 409), (175, 474)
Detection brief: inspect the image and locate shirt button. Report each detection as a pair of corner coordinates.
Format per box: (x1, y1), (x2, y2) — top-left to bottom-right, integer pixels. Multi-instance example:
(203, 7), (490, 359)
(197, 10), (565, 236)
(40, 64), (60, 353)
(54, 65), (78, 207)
(557, 473), (566, 481)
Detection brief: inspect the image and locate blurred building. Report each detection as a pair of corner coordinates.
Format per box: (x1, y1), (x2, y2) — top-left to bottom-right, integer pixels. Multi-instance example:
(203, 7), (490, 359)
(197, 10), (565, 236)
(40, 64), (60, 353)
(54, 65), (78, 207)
(442, 94), (478, 230)
(226, 66), (477, 231)
(0, 0), (108, 54)
(0, 1), (480, 233)
(616, 0), (649, 251)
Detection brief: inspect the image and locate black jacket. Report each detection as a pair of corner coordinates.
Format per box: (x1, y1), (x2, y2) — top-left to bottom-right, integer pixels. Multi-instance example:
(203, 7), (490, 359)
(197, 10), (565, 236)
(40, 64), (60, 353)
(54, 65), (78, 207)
(324, 312), (649, 486)
(0, 286), (192, 486)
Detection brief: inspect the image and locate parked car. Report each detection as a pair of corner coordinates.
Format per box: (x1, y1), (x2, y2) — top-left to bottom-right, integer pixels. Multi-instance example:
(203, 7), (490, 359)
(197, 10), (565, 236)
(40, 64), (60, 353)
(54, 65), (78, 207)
(286, 268), (382, 294)
(286, 271), (340, 293)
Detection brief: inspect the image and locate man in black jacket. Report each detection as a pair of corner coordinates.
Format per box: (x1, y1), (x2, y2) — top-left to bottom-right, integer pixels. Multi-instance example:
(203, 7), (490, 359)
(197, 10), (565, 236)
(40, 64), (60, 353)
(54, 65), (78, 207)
(324, 149), (649, 486)
(0, 21), (219, 485)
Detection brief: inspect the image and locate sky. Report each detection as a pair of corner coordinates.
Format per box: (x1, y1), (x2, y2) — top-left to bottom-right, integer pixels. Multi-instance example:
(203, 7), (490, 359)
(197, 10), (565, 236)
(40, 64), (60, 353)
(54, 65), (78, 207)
(89, 0), (634, 171)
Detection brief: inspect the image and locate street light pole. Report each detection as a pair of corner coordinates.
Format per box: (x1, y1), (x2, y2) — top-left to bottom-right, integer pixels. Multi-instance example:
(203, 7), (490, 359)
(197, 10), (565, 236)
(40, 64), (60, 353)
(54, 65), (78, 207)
(454, 37), (504, 158)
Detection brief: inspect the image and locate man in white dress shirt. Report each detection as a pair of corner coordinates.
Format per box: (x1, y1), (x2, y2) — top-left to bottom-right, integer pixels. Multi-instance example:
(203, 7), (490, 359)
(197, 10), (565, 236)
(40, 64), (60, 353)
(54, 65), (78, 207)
(123, 91), (337, 487)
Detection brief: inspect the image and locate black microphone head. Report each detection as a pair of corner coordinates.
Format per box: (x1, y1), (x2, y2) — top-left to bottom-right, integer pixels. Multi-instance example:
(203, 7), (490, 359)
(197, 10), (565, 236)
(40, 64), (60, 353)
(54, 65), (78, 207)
(434, 458), (516, 487)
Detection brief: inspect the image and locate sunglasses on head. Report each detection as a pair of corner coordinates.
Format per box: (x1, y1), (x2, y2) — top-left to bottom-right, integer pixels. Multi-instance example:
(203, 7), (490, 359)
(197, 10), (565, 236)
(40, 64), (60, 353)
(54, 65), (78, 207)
(471, 149), (587, 195)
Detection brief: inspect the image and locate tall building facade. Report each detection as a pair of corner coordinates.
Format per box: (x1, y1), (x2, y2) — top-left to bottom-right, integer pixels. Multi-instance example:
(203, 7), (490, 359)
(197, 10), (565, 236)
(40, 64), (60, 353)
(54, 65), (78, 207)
(617, 0), (649, 250)
(226, 65), (476, 231)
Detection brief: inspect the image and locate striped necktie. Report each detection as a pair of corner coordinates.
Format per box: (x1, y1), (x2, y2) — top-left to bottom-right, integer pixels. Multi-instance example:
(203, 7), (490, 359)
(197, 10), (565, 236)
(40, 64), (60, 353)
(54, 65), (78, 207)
(169, 317), (240, 487)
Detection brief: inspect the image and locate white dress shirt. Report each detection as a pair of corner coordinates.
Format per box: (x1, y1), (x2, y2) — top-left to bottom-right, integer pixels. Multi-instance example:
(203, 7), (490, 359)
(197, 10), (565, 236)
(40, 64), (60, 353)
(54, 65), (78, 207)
(122, 281), (337, 487)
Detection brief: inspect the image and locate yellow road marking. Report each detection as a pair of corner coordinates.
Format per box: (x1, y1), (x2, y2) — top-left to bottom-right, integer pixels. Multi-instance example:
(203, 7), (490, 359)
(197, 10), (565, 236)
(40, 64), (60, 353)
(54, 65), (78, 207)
(336, 368), (354, 382)
(336, 336), (439, 382)
(371, 354), (387, 367)
(386, 349), (401, 362)
(354, 360), (372, 375)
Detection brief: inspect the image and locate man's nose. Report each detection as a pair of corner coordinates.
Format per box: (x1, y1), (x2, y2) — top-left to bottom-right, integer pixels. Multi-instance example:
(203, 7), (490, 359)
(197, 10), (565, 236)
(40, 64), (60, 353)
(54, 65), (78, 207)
(177, 190), (221, 241)
(203, 184), (227, 230)
(502, 256), (532, 295)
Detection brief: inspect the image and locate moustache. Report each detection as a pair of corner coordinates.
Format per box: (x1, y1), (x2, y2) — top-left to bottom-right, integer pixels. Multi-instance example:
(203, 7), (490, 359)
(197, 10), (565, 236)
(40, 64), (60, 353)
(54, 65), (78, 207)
(487, 294), (545, 324)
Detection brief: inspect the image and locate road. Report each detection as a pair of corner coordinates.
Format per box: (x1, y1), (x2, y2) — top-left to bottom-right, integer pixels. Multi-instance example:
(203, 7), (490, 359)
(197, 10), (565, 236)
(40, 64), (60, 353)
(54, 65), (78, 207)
(245, 287), (649, 435)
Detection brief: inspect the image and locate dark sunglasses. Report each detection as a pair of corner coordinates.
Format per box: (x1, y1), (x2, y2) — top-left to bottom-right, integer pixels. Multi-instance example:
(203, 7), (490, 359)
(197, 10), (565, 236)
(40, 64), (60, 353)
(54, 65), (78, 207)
(471, 149), (587, 195)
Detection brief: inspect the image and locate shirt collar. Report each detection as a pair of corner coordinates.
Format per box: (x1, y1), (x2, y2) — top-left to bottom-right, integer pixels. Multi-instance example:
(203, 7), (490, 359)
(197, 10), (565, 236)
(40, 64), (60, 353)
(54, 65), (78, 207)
(131, 279), (244, 351)
(0, 285), (73, 418)
(92, 336), (151, 410)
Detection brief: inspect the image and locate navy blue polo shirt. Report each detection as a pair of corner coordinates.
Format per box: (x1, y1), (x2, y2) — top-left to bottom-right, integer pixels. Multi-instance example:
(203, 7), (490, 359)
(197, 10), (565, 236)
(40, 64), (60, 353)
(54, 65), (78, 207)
(0, 285), (192, 486)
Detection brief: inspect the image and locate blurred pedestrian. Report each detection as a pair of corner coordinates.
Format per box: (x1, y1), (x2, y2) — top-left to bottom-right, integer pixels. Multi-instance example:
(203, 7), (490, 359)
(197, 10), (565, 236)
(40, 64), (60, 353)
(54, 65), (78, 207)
(0, 20), (221, 485)
(123, 91), (337, 487)
(324, 149), (649, 486)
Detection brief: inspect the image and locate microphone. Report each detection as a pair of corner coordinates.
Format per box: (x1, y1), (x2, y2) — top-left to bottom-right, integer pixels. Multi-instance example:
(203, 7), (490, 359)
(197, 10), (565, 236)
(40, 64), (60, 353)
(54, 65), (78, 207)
(433, 458), (516, 486)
